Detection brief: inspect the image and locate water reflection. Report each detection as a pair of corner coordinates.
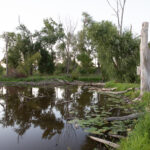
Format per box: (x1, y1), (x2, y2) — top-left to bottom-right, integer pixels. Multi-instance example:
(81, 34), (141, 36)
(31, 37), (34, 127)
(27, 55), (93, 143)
(0, 86), (102, 150)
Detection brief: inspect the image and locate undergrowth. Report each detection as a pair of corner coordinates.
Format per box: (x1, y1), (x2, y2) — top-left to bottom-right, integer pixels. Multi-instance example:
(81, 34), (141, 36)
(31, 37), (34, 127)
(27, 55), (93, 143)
(105, 81), (150, 150)
(119, 92), (150, 150)
(0, 75), (102, 82)
(105, 81), (139, 91)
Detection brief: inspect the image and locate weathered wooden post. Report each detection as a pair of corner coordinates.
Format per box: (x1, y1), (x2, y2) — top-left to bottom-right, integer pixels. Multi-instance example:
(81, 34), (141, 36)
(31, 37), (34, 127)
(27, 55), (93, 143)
(140, 22), (150, 95)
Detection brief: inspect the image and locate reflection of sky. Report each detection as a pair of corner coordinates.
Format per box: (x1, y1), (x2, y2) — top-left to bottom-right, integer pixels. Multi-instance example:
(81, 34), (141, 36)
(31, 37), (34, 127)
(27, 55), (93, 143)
(92, 92), (98, 104)
(52, 107), (62, 119)
(32, 87), (39, 97)
(55, 87), (64, 100)
(0, 124), (88, 150)
(77, 86), (82, 93)
(0, 87), (6, 95)
(0, 86), (98, 150)
(0, 98), (5, 119)
(71, 86), (82, 100)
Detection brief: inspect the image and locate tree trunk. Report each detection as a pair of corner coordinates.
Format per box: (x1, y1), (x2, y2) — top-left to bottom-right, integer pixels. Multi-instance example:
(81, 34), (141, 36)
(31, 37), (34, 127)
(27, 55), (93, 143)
(6, 42), (8, 77)
(140, 22), (150, 95)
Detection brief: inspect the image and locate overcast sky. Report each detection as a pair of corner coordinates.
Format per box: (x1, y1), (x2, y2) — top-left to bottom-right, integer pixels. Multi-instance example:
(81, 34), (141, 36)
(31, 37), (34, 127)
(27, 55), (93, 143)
(0, 0), (150, 60)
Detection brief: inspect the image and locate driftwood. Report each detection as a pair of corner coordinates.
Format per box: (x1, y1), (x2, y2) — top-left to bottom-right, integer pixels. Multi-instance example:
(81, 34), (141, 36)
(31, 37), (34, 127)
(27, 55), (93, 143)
(89, 87), (116, 91)
(133, 96), (141, 102)
(103, 88), (133, 95)
(21, 95), (46, 99)
(57, 100), (74, 105)
(89, 87), (133, 95)
(108, 134), (125, 139)
(89, 136), (120, 149)
(105, 113), (143, 122)
(68, 81), (105, 87)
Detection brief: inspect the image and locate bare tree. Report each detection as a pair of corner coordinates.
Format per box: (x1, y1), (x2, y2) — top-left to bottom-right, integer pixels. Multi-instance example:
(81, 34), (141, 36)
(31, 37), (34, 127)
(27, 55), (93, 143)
(140, 22), (150, 95)
(106, 0), (127, 35)
(58, 18), (78, 75)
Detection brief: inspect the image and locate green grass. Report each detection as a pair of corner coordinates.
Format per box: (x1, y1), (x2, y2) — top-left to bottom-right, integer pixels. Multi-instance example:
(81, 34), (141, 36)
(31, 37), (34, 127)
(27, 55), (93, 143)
(125, 90), (140, 99)
(78, 75), (101, 82)
(119, 92), (150, 150)
(0, 75), (72, 82)
(105, 81), (150, 150)
(0, 75), (102, 83)
(105, 80), (139, 91)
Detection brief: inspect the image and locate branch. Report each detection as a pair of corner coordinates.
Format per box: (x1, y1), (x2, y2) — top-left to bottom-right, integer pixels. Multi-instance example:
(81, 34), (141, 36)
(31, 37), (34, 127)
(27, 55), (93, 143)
(89, 136), (120, 149)
(108, 134), (125, 139)
(106, 0), (118, 14)
(106, 0), (121, 31)
(118, 0), (123, 9)
(120, 0), (127, 34)
(105, 113), (143, 122)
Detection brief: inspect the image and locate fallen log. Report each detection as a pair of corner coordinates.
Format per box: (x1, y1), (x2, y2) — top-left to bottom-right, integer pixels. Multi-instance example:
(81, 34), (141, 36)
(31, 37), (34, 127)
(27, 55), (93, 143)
(89, 136), (120, 149)
(57, 100), (74, 105)
(102, 88), (133, 95)
(105, 113), (143, 122)
(89, 87), (133, 95)
(108, 134), (125, 139)
(68, 81), (105, 87)
(89, 87), (116, 92)
(21, 95), (46, 99)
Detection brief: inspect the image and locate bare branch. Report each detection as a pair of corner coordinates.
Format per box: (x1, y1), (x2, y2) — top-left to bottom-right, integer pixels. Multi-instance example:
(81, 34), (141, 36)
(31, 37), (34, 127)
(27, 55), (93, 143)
(106, 0), (127, 35)
(106, 0), (117, 14)
(118, 0), (123, 9)
(120, 0), (127, 34)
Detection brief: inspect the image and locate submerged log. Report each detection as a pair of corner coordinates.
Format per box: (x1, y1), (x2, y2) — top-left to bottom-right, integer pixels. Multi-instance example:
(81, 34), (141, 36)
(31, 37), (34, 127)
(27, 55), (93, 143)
(108, 134), (125, 139)
(105, 113), (143, 122)
(90, 87), (133, 95)
(21, 95), (46, 99)
(89, 136), (120, 149)
(67, 81), (105, 87)
(57, 100), (74, 105)
(89, 87), (116, 91)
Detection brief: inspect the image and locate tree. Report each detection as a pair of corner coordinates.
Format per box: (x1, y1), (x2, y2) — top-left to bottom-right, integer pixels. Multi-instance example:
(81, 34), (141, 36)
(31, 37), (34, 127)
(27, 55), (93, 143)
(106, 0), (127, 35)
(1, 32), (12, 76)
(17, 52), (41, 76)
(76, 13), (96, 74)
(140, 22), (150, 95)
(37, 18), (64, 74)
(1, 18), (64, 76)
(87, 17), (139, 82)
(57, 18), (77, 75)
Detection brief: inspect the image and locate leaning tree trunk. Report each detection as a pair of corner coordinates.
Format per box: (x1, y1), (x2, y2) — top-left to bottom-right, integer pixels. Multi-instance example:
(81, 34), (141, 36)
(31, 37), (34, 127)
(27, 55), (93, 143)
(140, 22), (150, 95)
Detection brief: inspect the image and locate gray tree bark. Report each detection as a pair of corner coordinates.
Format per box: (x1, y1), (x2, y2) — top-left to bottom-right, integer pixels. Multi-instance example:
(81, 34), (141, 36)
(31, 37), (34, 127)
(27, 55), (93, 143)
(140, 22), (150, 95)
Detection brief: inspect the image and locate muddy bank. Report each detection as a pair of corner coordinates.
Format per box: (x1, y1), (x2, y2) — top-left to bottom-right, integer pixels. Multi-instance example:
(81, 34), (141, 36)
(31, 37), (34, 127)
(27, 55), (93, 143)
(0, 79), (105, 87)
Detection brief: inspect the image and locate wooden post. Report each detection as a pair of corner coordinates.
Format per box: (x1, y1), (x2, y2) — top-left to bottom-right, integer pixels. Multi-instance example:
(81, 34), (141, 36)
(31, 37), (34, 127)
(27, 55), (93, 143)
(140, 22), (150, 95)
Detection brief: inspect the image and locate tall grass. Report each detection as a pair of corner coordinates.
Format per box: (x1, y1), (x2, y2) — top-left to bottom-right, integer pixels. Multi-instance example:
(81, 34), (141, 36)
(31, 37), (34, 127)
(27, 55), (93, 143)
(119, 92), (150, 150)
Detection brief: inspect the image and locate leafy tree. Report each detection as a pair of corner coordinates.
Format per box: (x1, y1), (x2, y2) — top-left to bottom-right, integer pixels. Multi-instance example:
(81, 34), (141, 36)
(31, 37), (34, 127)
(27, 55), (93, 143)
(37, 18), (64, 74)
(56, 19), (77, 75)
(17, 52), (41, 76)
(38, 49), (55, 74)
(76, 13), (96, 74)
(88, 18), (140, 82)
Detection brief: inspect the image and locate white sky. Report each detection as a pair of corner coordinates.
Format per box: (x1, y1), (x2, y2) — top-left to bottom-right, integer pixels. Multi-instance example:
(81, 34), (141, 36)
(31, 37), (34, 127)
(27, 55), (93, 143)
(0, 0), (150, 60)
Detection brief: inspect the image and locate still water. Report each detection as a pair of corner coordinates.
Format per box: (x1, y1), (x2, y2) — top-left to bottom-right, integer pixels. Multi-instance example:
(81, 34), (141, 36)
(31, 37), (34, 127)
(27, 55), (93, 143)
(0, 85), (116, 150)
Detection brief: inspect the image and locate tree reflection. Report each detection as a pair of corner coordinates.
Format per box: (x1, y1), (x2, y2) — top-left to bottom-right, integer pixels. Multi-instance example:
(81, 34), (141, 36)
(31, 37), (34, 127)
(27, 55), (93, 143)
(0, 85), (100, 150)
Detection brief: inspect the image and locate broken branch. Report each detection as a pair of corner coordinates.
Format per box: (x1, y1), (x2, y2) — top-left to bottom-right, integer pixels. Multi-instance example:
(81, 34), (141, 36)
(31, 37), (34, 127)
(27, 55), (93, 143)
(89, 136), (120, 149)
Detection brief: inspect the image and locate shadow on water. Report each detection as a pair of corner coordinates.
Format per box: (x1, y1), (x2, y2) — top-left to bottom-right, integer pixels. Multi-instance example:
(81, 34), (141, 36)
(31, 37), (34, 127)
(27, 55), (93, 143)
(0, 85), (119, 150)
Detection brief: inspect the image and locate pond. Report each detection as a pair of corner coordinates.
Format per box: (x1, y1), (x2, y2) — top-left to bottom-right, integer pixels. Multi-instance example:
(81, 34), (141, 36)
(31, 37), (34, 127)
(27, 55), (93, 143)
(0, 85), (129, 150)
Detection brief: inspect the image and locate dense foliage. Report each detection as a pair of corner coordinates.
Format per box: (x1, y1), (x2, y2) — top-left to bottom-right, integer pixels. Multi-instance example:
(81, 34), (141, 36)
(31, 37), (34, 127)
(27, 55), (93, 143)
(1, 13), (140, 82)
